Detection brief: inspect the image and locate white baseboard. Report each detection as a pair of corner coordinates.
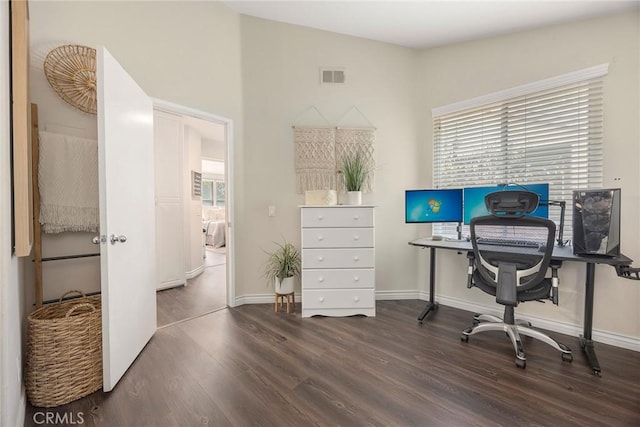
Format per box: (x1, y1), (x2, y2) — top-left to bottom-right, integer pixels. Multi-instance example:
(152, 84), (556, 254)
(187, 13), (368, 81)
(233, 290), (639, 352)
(185, 265), (204, 280)
(420, 291), (640, 352)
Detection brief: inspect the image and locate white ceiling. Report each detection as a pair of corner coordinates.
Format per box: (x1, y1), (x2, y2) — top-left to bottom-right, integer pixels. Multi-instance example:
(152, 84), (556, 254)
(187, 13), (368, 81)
(223, 0), (639, 49)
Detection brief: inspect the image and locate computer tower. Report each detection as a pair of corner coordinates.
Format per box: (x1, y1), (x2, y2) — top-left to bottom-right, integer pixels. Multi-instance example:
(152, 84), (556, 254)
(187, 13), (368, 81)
(572, 189), (621, 256)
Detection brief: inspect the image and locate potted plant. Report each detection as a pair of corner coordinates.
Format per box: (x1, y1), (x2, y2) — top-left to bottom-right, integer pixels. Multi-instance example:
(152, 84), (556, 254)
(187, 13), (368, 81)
(340, 150), (370, 205)
(263, 241), (301, 294)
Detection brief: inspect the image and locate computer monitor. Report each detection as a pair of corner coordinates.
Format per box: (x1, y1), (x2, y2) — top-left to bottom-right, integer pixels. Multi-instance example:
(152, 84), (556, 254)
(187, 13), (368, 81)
(463, 183), (549, 224)
(405, 189), (463, 223)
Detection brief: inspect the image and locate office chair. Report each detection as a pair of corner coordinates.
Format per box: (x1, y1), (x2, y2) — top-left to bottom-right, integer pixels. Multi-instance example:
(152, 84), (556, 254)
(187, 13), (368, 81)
(460, 190), (573, 368)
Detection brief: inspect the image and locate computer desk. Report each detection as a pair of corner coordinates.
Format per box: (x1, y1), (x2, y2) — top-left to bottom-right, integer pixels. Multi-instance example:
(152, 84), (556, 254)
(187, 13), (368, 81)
(409, 237), (633, 376)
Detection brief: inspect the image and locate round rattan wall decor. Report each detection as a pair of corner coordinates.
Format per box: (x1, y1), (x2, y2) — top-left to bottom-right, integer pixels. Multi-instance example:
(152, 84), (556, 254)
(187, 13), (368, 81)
(44, 44), (97, 115)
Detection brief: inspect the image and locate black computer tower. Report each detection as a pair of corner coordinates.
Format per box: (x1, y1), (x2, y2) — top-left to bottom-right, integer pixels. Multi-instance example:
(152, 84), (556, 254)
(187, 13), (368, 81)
(572, 189), (621, 256)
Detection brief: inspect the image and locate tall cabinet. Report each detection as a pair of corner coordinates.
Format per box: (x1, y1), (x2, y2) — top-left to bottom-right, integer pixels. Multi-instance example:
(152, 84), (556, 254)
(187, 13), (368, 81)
(301, 205), (375, 317)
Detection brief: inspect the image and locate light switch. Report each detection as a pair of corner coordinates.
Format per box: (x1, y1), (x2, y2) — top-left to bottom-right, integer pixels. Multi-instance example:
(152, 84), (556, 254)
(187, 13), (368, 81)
(268, 205), (276, 217)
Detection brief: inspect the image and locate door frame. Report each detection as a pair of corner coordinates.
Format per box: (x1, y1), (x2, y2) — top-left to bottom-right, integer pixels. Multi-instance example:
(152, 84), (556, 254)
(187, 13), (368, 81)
(152, 98), (236, 308)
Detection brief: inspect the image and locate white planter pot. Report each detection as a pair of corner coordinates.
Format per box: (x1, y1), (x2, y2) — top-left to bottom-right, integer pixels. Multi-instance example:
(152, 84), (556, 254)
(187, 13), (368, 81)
(346, 191), (362, 205)
(275, 276), (295, 294)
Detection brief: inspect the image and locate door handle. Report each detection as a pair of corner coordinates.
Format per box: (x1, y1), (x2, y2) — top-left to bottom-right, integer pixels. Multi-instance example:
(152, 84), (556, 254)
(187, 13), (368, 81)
(92, 235), (106, 244)
(110, 234), (127, 245)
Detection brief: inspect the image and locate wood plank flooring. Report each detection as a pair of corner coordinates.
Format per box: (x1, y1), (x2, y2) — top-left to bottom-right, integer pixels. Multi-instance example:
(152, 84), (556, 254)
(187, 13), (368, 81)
(25, 300), (640, 426)
(156, 248), (226, 327)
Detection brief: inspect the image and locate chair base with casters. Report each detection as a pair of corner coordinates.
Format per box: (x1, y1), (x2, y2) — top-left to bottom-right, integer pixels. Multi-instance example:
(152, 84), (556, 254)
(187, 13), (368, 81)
(461, 305), (573, 368)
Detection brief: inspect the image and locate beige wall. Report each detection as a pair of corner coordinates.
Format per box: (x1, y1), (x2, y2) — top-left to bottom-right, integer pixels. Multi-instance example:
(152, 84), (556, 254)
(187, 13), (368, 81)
(416, 11), (640, 342)
(238, 16), (422, 298)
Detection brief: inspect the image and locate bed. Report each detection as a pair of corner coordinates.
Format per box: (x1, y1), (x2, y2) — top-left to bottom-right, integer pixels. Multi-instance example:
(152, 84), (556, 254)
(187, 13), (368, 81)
(203, 207), (226, 248)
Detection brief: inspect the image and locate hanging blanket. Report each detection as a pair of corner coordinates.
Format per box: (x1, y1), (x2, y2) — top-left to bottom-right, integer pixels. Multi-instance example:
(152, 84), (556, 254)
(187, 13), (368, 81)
(38, 131), (99, 233)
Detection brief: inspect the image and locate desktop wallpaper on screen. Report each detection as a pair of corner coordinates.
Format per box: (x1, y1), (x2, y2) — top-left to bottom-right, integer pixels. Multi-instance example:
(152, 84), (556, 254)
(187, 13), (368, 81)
(463, 183), (549, 224)
(405, 189), (463, 223)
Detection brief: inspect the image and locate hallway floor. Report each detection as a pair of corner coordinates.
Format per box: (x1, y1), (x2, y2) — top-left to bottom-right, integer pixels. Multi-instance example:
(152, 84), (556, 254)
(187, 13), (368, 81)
(156, 247), (226, 327)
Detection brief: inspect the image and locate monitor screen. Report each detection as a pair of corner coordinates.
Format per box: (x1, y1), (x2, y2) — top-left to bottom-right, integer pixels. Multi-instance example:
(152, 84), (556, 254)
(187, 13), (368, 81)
(405, 189), (463, 223)
(463, 183), (549, 224)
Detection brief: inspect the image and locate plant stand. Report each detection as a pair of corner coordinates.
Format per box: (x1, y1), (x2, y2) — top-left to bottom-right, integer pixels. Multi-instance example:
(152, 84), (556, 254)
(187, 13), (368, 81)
(274, 292), (295, 314)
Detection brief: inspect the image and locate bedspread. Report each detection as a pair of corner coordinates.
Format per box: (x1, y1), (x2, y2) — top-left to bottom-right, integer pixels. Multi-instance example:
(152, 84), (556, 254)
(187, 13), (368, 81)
(204, 220), (225, 248)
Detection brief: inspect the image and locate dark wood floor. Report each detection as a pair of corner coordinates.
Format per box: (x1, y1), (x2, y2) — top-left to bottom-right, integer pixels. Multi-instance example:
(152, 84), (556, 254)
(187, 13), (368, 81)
(25, 300), (640, 426)
(156, 248), (226, 327)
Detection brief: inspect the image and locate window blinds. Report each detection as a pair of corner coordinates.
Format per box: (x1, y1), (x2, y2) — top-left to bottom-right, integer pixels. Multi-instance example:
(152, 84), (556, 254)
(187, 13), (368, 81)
(432, 66), (606, 240)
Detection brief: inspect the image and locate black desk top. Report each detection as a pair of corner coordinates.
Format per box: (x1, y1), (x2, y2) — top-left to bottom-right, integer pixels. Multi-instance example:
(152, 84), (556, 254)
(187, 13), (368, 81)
(409, 237), (632, 266)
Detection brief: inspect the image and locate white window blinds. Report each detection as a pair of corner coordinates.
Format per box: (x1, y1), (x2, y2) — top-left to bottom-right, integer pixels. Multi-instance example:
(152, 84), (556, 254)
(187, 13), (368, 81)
(432, 65), (607, 240)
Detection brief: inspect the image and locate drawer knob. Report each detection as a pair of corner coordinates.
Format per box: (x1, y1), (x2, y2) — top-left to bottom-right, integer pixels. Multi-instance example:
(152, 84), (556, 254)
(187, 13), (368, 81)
(318, 276), (324, 282)
(353, 235), (359, 241)
(319, 297), (324, 302)
(354, 296), (360, 302)
(353, 256), (359, 262)
(317, 256), (324, 262)
(353, 215), (360, 220)
(317, 215), (324, 220)
(317, 235), (324, 241)
(353, 276), (359, 282)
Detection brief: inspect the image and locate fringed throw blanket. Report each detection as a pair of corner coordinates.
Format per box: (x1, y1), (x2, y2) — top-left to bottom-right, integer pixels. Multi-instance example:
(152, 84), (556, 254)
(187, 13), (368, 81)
(38, 131), (99, 233)
(294, 127), (336, 194)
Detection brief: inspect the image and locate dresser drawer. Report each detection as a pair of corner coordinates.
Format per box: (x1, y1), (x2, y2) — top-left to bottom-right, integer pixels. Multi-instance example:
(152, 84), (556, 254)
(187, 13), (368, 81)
(302, 228), (374, 248)
(302, 289), (375, 309)
(302, 268), (374, 289)
(301, 207), (374, 228)
(302, 248), (374, 269)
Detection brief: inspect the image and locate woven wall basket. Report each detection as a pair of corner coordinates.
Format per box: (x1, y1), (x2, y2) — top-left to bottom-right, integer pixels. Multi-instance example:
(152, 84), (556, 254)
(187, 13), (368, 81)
(44, 44), (97, 115)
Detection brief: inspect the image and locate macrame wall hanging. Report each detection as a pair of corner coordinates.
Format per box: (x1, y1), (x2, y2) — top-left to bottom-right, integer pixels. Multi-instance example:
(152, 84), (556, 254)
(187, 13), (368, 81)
(294, 126), (336, 193)
(44, 44), (97, 115)
(294, 106), (376, 194)
(335, 127), (375, 193)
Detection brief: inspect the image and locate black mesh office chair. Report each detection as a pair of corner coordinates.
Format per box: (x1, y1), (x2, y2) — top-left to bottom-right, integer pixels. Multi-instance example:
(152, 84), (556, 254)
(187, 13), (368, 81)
(460, 190), (573, 368)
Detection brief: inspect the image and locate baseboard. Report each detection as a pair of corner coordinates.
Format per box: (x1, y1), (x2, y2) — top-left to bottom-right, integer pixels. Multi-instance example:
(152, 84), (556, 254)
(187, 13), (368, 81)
(16, 389), (26, 427)
(429, 293), (640, 352)
(185, 265), (204, 280)
(233, 290), (639, 352)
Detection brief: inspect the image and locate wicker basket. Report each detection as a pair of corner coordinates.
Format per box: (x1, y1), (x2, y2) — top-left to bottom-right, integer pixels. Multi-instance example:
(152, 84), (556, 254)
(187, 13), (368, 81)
(25, 290), (102, 407)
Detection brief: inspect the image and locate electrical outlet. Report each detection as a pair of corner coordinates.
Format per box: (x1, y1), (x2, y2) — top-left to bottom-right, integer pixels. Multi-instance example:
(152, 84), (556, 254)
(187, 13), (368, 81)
(268, 206), (276, 217)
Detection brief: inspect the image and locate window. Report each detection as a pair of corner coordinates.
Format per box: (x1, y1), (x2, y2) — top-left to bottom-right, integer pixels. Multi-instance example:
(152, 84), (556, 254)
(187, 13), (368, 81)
(202, 179), (225, 207)
(432, 65), (607, 240)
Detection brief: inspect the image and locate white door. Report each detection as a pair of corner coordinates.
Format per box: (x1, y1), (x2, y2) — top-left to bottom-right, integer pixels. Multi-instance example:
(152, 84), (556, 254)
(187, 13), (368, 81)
(97, 47), (157, 391)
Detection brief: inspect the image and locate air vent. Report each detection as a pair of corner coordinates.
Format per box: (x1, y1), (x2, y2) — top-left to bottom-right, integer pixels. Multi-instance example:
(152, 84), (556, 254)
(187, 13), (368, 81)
(320, 68), (346, 85)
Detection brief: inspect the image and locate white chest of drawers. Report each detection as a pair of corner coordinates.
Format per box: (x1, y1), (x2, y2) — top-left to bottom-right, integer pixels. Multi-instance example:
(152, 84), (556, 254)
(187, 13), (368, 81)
(301, 205), (375, 317)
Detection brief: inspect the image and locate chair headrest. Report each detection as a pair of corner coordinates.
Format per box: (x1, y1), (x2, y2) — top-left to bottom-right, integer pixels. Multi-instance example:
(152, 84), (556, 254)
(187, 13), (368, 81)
(484, 190), (539, 218)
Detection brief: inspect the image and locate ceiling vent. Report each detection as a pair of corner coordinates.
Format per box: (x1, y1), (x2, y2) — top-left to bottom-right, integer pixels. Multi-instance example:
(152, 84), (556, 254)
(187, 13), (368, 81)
(320, 68), (346, 85)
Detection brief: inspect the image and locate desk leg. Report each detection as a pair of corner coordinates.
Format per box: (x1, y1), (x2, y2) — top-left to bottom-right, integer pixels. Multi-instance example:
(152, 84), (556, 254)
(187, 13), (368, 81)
(580, 262), (601, 376)
(418, 247), (439, 323)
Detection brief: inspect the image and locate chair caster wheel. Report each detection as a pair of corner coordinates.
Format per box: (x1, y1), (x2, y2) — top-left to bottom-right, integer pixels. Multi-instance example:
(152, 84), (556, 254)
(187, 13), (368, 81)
(460, 333), (469, 342)
(516, 358), (526, 369)
(562, 353), (573, 362)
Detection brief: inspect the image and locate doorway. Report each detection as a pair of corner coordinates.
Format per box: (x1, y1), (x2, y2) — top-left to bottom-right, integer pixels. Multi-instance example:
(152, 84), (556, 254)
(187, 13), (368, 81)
(152, 99), (234, 327)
